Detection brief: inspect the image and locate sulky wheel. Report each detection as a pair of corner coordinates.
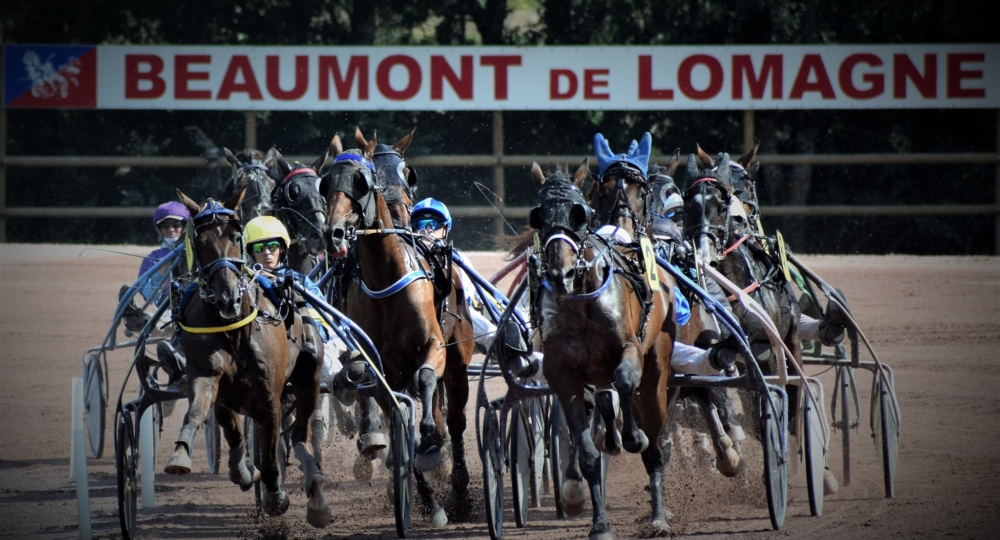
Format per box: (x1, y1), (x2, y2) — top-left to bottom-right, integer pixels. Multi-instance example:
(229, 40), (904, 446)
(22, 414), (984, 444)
(116, 409), (138, 540)
(527, 398), (546, 508)
(85, 354), (107, 459)
(803, 389), (826, 517)
(390, 403), (413, 538)
(510, 401), (531, 527)
(835, 365), (854, 487)
(549, 397), (571, 519)
(481, 403), (505, 540)
(761, 390), (788, 530)
(205, 408), (222, 475)
(873, 373), (899, 498)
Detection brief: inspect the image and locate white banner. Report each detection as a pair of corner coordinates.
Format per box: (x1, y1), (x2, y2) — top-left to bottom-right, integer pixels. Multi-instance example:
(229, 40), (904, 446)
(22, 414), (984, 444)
(6, 44), (999, 110)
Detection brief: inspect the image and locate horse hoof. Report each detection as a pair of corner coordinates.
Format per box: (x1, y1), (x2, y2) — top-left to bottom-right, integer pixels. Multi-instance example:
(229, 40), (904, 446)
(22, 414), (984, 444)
(593, 426), (622, 456)
(623, 431), (649, 454)
(353, 453), (374, 484)
(414, 448), (442, 472)
(650, 519), (671, 536)
(430, 506), (448, 528)
(306, 474), (332, 528)
(262, 489), (290, 516)
(588, 524), (614, 540)
(824, 469), (840, 495)
(164, 452), (192, 475)
(560, 479), (586, 517)
(229, 462), (260, 491)
(715, 435), (741, 478)
(359, 431), (387, 459)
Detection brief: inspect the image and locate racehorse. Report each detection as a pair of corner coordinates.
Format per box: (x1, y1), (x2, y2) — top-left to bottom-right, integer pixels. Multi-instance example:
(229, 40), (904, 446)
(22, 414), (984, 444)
(163, 188), (332, 528)
(221, 148), (275, 222)
(321, 133), (476, 525)
(682, 147), (803, 420)
(357, 127), (418, 227)
(529, 161), (677, 538)
(267, 149), (328, 274)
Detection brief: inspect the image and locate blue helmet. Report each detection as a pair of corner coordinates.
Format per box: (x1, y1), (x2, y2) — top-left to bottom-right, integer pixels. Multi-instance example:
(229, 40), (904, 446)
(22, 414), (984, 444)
(411, 198), (452, 233)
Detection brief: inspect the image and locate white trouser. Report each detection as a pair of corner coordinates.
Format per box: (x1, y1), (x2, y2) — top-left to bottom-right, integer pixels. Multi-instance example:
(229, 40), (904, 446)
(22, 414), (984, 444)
(799, 314), (821, 342)
(321, 336), (349, 387)
(671, 342), (722, 376)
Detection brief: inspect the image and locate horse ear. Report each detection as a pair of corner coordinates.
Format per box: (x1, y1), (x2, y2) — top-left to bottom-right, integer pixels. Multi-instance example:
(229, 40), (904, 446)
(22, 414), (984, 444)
(275, 154), (292, 176)
(310, 147), (329, 172)
(354, 126), (367, 149)
(686, 153), (699, 178)
(696, 144), (715, 169)
(263, 147), (279, 168)
(224, 185), (248, 215)
(176, 190), (200, 215)
(330, 135), (343, 158)
(223, 148), (238, 168)
(572, 158), (589, 187)
(667, 149), (681, 176)
(393, 127), (416, 156)
(738, 142), (760, 169)
(530, 162), (546, 190)
(748, 161), (760, 177)
(364, 133), (378, 160)
(717, 153), (732, 188)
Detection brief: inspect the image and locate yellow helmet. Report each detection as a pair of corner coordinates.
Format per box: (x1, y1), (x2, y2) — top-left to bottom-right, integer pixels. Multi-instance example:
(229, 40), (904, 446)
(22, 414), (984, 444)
(244, 216), (290, 252)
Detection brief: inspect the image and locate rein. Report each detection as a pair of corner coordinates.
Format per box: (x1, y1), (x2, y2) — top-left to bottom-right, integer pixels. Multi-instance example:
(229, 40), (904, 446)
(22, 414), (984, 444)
(178, 306), (260, 333)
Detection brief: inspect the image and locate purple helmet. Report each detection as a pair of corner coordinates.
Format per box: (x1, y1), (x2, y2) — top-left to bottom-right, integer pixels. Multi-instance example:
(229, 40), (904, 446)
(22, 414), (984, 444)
(154, 201), (191, 229)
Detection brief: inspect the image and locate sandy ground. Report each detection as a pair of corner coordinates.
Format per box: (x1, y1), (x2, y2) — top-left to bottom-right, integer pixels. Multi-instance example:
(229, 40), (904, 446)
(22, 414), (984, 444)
(1, 244), (999, 539)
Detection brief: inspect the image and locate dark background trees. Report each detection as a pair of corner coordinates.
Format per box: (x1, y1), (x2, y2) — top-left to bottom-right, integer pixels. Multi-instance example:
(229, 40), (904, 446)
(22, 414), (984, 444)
(1, 0), (998, 252)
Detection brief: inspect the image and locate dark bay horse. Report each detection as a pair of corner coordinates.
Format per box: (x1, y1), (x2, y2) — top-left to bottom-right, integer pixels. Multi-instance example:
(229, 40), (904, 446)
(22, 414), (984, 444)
(163, 188), (332, 528)
(267, 149), (328, 274)
(357, 127), (418, 227)
(321, 134), (476, 526)
(531, 161), (676, 539)
(221, 148), (275, 222)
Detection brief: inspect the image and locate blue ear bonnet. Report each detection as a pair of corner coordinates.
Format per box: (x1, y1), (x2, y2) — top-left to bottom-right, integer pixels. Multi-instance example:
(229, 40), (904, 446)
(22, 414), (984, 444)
(333, 152), (375, 172)
(594, 132), (652, 179)
(193, 199), (237, 221)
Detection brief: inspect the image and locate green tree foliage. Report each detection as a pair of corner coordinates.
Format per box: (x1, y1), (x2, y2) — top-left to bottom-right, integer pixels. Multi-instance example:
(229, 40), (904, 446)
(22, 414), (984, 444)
(1, 0), (998, 252)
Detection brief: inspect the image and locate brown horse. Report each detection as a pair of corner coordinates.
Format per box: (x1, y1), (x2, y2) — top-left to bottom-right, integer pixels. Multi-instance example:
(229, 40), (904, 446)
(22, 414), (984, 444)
(321, 133), (476, 526)
(356, 127), (418, 227)
(531, 161), (676, 539)
(163, 188), (332, 528)
(267, 148), (329, 274)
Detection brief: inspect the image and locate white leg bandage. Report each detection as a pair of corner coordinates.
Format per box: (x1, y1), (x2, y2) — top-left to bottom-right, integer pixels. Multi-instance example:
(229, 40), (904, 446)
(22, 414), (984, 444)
(671, 342), (722, 376)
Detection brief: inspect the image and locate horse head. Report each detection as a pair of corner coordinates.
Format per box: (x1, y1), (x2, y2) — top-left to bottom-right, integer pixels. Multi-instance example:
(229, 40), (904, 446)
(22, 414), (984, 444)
(177, 186), (247, 320)
(683, 146), (736, 267)
(361, 127), (418, 228)
(223, 148), (275, 221)
(267, 148), (328, 257)
(589, 132), (654, 237)
(647, 151), (683, 237)
(529, 160), (592, 294)
(320, 133), (379, 258)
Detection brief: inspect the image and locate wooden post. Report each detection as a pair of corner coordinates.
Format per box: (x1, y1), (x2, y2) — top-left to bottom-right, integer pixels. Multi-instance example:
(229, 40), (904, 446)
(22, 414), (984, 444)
(492, 110), (506, 237)
(244, 111), (257, 150)
(744, 110), (755, 153)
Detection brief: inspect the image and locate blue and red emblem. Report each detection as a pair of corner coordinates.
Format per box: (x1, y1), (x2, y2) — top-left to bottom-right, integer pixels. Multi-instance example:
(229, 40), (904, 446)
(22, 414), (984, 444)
(3, 45), (97, 109)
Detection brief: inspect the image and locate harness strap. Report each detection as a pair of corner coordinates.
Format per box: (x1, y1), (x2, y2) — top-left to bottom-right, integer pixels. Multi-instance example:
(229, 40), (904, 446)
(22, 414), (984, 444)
(359, 270), (428, 299)
(541, 266), (615, 301)
(719, 234), (749, 259)
(282, 167), (316, 184)
(179, 307), (259, 334)
(726, 281), (759, 302)
(543, 232), (580, 253)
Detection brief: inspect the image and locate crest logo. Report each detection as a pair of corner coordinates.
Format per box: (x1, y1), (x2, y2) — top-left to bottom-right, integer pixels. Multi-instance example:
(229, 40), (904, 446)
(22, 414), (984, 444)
(4, 45), (97, 109)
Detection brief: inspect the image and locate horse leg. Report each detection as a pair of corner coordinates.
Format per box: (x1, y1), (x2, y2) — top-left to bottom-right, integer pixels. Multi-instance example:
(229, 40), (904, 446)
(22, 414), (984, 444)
(695, 388), (741, 478)
(616, 342), (648, 454)
(258, 400), (290, 517)
(164, 374), (218, 475)
(214, 403), (259, 490)
(357, 395), (387, 458)
(414, 361), (444, 472)
(414, 469), (448, 528)
(443, 348), (472, 521)
(637, 340), (673, 534)
(289, 341), (332, 528)
(555, 381), (611, 539)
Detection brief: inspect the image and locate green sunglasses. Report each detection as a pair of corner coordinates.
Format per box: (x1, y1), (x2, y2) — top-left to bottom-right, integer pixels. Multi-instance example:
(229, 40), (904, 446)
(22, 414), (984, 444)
(250, 240), (283, 254)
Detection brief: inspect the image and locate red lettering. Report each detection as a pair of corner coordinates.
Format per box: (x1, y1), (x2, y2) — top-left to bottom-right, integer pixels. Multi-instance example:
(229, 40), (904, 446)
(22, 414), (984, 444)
(174, 55), (211, 100)
(125, 55), (166, 99)
(318, 56), (369, 100)
(893, 54), (936, 98)
(550, 70), (578, 99)
(638, 55), (673, 100)
(677, 54), (723, 100)
(947, 53), (985, 98)
(839, 54), (884, 99)
(480, 55), (522, 100)
(789, 54), (835, 99)
(266, 56), (308, 100)
(217, 56), (262, 100)
(431, 55), (473, 100)
(376, 55), (422, 101)
(583, 69), (609, 100)
(732, 55), (782, 99)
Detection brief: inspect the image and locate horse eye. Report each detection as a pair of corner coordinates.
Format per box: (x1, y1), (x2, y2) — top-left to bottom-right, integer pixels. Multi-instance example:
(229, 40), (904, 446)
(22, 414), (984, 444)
(288, 184), (300, 201)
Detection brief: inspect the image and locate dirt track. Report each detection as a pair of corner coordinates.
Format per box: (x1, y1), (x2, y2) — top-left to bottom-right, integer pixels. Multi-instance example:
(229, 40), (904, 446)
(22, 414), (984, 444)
(1, 244), (999, 539)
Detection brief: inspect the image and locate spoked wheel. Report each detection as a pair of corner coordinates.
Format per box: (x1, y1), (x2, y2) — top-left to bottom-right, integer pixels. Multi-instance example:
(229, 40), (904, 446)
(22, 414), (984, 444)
(835, 366), (854, 487)
(549, 397), (571, 519)
(116, 409), (138, 540)
(803, 389), (826, 517)
(527, 397), (546, 508)
(481, 404), (504, 540)
(873, 373), (899, 498)
(510, 401), (531, 527)
(205, 408), (222, 475)
(760, 390), (788, 530)
(390, 403), (413, 538)
(85, 355), (106, 458)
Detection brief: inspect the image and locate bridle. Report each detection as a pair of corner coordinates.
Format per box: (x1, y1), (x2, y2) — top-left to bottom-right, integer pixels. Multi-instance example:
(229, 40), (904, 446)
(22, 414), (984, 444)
(273, 166), (327, 246)
(322, 152), (380, 230)
(189, 199), (249, 306)
(232, 161), (272, 220)
(684, 176), (733, 260)
(594, 164), (652, 237)
(373, 146), (417, 207)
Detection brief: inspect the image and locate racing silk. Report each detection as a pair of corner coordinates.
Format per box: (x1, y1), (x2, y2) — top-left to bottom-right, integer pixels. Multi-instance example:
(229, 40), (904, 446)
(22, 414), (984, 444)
(270, 266), (332, 341)
(138, 244), (174, 302)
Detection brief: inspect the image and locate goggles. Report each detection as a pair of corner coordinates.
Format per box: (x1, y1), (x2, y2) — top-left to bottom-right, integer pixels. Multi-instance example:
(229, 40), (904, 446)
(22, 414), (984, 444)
(157, 219), (186, 230)
(250, 240), (283, 254)
(415, 218), (446, 232)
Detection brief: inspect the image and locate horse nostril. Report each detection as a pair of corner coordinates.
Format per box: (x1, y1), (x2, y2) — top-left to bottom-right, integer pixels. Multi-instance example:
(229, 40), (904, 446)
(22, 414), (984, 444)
(332, 228), (345, 241)
(565, 268), (576, 281)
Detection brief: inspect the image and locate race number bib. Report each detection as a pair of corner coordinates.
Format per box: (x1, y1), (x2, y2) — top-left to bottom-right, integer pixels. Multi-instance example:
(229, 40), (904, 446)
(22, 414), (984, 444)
(639, 237), (661, 292)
